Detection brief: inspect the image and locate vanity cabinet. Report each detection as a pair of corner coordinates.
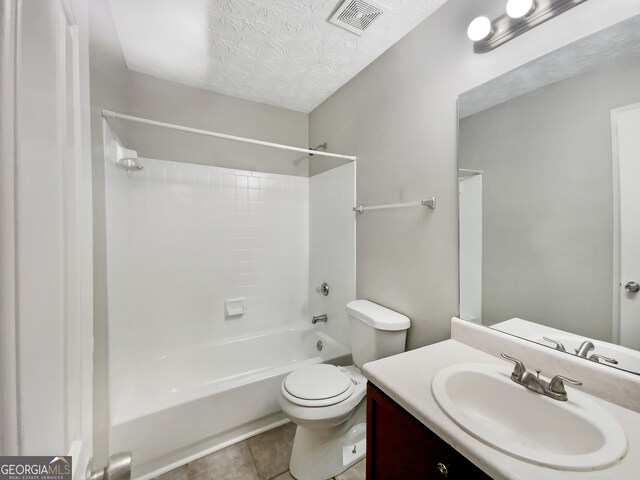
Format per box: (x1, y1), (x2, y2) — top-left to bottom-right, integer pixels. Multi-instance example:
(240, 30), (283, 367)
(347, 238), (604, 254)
(366, 383), (490, 480)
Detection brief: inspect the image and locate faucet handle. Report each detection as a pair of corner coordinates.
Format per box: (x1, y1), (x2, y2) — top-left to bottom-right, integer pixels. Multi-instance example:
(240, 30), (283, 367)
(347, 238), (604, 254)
(501, 353), (526, 379)
(542, 336), (566, 352)
(588, 353), (619, 365)
(315, 282), (329, 296)
(549, 375), (582, 395)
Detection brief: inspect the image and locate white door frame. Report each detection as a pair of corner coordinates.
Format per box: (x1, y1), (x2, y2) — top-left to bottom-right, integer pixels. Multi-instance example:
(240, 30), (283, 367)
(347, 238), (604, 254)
(0, 0), (20, 456)
(611, 102), (640, 345)
(58, 0), (94, 473)
(0, 0), (93, 475)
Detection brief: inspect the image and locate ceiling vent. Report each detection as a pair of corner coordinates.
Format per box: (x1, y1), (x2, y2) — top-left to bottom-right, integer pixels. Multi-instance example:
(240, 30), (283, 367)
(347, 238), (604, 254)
(329, 0), (387, 35)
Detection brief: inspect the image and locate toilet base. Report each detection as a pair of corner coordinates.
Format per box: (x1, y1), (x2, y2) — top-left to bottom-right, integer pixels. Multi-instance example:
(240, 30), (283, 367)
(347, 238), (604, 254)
(289, 401), (366, 480)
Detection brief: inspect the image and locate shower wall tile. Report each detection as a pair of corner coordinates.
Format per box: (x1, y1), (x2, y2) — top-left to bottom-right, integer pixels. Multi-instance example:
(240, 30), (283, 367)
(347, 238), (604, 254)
(106, 158), (309, 401)
(309, 163), (356, 350)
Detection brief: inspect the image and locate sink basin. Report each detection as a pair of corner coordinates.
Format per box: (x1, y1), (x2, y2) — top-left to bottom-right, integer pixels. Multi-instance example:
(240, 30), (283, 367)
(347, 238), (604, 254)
(431, 363), (627, 470)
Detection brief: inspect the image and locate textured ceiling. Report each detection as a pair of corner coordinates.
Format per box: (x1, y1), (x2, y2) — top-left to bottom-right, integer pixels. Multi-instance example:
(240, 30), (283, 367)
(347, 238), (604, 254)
(459, 15), (640, 118)
(107, 0), (448, 113)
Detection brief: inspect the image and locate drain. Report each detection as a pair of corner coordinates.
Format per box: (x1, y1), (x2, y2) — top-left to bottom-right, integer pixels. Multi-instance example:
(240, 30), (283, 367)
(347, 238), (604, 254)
(317, 340), (323, 351)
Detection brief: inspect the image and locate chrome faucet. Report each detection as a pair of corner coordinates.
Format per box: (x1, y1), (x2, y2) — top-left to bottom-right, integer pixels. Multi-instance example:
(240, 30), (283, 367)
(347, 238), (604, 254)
(312, 314), (328, 324)
(573, 340), (618, 364)
(574, 340), (595, 358)
(501, 353), (582, 401)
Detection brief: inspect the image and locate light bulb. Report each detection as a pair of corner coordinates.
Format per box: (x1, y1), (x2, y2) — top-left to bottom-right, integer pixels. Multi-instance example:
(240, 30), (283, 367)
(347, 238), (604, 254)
(467, 16), (493, 42)
(506, 0), (536, 19)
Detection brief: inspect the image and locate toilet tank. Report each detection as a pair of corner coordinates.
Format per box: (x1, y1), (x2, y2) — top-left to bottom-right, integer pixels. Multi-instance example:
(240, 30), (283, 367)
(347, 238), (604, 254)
(346, 300), (410, 367)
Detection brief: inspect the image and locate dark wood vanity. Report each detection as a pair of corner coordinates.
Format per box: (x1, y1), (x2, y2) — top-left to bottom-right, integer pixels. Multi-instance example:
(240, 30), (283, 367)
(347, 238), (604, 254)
(366, 383), (491, 479)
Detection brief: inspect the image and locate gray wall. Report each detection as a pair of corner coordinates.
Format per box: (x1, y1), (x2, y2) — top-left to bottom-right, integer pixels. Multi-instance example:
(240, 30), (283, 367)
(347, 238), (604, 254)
(459, 60), (640, 340)
(309, 0), (639, 350)
(90, 10), (308, 176)
(118, 73), (309, 176)
(88, 0), (640, 458)
(89, 0), (308, 462)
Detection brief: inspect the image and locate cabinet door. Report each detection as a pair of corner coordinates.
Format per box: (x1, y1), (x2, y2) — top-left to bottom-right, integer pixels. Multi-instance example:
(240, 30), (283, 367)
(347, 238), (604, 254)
(366, 383), (491, 480)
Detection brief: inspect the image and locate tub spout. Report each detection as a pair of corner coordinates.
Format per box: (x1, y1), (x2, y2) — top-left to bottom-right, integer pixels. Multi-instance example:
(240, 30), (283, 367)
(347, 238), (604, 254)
(312, 314), (328, 324)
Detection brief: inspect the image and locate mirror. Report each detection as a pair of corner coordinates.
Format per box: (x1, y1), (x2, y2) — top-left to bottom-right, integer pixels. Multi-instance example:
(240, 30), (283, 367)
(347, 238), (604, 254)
(458, 15), (640, 375)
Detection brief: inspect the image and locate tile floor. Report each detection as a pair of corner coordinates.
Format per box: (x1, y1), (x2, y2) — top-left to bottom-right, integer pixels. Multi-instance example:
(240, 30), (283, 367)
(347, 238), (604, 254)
(156, 423), (366, 480)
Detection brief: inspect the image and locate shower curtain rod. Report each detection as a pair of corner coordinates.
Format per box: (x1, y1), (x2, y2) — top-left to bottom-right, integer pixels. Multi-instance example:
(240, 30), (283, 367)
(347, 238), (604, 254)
(102, 110), (357, 161)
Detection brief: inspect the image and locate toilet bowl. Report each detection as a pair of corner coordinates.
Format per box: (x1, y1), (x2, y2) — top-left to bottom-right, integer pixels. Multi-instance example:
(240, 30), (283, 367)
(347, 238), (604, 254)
(279, 300), (411, 480)
(279, 365), (367, 480)
(280, 364), (367, 428)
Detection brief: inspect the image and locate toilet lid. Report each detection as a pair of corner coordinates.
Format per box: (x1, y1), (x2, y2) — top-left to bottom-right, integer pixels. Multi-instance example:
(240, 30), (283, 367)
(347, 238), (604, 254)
(283, 364), (353, 406)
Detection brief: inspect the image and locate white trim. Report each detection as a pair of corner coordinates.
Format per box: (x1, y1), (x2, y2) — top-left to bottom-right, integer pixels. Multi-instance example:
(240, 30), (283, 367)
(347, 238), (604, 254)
(60, 0), (94, 475)
(611, 108), (622, 345)
(102, 110), (357, 161)
(4, 0), (93, 463)
(0, 0), (20, 456)
(60, 0), (76, 25)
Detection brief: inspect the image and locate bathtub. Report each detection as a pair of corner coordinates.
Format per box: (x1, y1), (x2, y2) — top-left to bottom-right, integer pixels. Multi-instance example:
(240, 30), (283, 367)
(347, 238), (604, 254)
(110, 326), (350, 479)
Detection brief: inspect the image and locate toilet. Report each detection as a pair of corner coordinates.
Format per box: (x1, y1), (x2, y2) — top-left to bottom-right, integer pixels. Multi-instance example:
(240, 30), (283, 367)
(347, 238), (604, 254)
(279, 300), (410, 480)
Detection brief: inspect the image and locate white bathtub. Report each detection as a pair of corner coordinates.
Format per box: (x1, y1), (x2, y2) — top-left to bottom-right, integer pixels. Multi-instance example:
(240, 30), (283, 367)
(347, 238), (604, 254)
(110, 326), (350, 479)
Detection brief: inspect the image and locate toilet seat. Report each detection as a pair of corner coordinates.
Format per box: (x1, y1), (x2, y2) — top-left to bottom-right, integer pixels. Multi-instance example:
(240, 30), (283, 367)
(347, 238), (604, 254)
(279, 364), (367, 429)
(282, 364), (355, 407)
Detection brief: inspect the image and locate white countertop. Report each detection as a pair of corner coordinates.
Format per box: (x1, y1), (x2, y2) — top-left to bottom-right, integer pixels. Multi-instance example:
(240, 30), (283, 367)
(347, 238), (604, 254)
(362, 339), (640, 480)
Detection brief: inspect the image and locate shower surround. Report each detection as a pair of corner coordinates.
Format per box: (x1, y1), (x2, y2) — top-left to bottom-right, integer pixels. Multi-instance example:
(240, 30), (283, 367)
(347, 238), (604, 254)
(104, 128), (355, 478)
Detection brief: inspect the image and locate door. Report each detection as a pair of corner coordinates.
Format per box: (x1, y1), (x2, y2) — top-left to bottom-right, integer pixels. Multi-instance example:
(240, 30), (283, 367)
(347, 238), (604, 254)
(0, 0), (94, 477)
(612, 104), (640, 350)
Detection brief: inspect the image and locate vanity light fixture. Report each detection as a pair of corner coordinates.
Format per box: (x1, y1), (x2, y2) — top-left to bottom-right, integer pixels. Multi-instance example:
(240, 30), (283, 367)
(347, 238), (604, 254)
(468, 0), (589, 53)
(506, 0), (536, 19)
(467, 16), (493, 42)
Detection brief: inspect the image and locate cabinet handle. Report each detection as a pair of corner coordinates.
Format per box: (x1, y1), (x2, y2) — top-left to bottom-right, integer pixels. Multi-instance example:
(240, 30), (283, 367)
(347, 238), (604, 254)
(436, 462), (448, 477)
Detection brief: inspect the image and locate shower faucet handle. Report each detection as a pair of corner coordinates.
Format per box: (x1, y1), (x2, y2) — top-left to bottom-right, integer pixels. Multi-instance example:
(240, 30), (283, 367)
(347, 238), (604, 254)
(315, 282), (330, 296)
